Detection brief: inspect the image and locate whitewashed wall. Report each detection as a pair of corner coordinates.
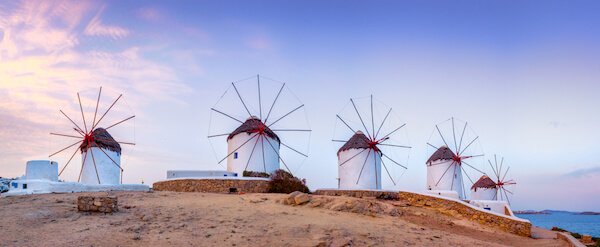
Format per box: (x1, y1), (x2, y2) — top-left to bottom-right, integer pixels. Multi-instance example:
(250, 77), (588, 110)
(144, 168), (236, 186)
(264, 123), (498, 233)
(81, 147), (121, 185)
(227, 133), (280, 175)
(426, 159), (465, 199)
(25, 160), (58, 181)
(338, 148), (382, 190)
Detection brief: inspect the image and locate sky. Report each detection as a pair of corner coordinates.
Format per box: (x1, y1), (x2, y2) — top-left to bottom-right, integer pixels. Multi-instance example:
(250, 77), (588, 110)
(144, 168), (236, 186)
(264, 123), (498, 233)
(1, 0), (599, 211)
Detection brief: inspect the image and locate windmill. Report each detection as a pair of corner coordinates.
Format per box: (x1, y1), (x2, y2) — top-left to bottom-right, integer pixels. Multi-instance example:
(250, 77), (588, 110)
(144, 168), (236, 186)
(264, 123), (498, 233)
(487, 155), (516, 204)
(426, 117), (485, 199)
(49, 87), (135, 185)
(208, 75), (311, 176)
(333, 95), (411, 190)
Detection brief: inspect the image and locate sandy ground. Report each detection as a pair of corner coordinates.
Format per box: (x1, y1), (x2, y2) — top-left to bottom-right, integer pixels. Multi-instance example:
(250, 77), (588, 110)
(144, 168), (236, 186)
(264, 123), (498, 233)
(0, 191), (566, 247)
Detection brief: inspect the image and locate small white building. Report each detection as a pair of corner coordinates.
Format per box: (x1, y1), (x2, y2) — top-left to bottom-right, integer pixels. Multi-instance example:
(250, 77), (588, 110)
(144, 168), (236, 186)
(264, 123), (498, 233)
(471, 175), (498, 200)
(426, 146), (464, 199)
(3, 159), (148, 197)
(80, 128), (121, 185)
(338, 131), (382, 190)
(227, 116), (280, 176)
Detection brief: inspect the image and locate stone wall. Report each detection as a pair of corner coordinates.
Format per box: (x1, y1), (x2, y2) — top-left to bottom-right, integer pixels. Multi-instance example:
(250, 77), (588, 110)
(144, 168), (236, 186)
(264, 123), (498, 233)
(315, 189), (399, 200)
(77, 196), (118, 213)
(314, 189), (531, 237)
(153, 179), (270, 193)
(398, 191), (531, 237)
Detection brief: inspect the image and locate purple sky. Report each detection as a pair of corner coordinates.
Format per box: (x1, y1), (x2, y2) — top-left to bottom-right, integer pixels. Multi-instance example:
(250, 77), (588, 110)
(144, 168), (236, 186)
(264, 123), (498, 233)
(0, 0), (599, 211)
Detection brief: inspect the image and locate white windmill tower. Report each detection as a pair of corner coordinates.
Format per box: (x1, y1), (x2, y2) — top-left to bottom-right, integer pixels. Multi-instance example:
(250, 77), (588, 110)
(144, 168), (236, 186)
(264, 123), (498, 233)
(49, 87), (135, 185)
(333, 95), (411, 190)
(471, 155), (517, 203)
(469, 155), (517, 216)
(208, 75), (311, 176)
(426, 117), (485, 200)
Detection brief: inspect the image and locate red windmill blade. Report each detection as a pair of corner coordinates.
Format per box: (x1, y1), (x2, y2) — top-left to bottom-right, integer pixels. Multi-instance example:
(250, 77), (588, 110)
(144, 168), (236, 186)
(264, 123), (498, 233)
(426, 117), (485, 200)
(488, 155), (517, 204)
(333, 95), (411, 189)
(208, 75), (311, 176)
(49, 87), (136, 184)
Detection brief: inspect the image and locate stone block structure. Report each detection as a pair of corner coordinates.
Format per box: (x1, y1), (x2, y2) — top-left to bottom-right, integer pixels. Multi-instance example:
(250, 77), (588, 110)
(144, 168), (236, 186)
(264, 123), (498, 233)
(77, 196), (118, 213)
(153, 178), (270, 193)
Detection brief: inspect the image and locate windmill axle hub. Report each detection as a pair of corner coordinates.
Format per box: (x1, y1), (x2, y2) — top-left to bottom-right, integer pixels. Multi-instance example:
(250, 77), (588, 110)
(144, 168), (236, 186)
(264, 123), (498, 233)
(84, 133), (95, 144)
(453, 155), (462, 163)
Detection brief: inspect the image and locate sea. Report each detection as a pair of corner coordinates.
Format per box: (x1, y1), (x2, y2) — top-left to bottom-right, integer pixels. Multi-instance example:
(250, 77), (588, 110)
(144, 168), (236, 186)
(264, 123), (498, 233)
(516, 212), (600, 237)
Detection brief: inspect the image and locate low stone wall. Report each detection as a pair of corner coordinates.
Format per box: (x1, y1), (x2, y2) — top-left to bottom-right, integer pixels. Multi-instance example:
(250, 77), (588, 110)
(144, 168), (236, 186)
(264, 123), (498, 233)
(315, 189), (399, 200)
(77, 196), (118, 213)
(153, 179), (270, 193)
(398, 191), (531, 237)
(557, 232), (586, 247)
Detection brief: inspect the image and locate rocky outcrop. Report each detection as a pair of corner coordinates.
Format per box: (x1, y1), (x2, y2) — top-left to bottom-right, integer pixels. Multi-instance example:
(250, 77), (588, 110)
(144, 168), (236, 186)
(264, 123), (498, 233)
(77, 195), (118, 213)
(152, 179), (270, 193)
(399, 191), (531, 237)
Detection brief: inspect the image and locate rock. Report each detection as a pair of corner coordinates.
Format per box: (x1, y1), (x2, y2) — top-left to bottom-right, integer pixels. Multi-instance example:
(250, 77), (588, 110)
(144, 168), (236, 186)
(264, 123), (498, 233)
(581, 235), (593, 244)
(294, 193), (310, 205)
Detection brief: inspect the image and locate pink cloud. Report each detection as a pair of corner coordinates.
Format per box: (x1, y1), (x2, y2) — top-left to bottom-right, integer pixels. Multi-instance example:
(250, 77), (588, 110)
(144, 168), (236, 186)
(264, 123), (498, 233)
(84, 6), (129, 40)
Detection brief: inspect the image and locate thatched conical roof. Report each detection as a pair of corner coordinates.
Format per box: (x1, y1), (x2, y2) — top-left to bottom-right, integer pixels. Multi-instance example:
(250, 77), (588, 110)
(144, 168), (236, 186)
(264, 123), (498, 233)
(426, 146), (455, 164)
(228, 116), (280, 142)
(338, 131), (375, 155)
(471, 175), (497, 190)
(80, 128), (121, 155)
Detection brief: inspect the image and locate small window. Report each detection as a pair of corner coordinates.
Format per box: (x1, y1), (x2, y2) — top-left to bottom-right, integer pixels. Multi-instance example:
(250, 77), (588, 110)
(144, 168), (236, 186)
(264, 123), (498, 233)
(12, 182), (17, 188)
(484, 207), (491, 211)
(234, 152), (238, 159)
(23, 184), (28, 189)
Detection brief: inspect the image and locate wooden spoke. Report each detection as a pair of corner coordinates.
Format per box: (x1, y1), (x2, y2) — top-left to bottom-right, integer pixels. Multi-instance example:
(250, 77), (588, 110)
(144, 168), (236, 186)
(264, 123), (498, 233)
(267, 104), (304, 128)
(92, 94), (122, 130)
(356, 149), (372, 184)
(218, 133), (259, 164)
(339, 148), (367, 167)
(381, 153), (407, 169)
(232, 82), (253, 118)
(105, 115), (135, 130)
(336, 115), (356, 134)
(350, 98), (372, 139)
(49, 140), (82, 158)
(264, 83), (285, 124)
(211, 108), (244, 124)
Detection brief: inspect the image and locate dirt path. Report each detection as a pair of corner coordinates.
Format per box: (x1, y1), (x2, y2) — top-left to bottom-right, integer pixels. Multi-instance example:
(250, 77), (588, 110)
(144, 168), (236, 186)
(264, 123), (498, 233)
(0, 192), (566, 246)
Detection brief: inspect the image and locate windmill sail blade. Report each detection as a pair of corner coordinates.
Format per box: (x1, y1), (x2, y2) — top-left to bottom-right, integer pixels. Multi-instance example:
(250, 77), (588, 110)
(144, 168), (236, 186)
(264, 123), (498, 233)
(350, 98), (372, 139)
(461, 160), (486, 175)
(58, 146), (80, 176)
(436, 124), (450, 150)
(264, 135), (292, 173)
(50, 133), (82, 139)
(459, 136), (479, 155)
(49, 140), (82, 158)
(60, 110), (85, 135)
(457, 121), (468, 153)
(378, 123), (406, 142)
(78, 151), (88, 182)
(267, 104), (304, 128)
(89, 148), (101, 184)
(488, 160), (500, 179)
(356, 149), (372, 184)
(260, 135), (267, 173)
(243, 136), (261, 172)
(218, 133), (259, 164)
(374, 108), (392, 139)
(96, 146), (124, 171)
(264, 83), (285, 124)
(257, 75), (262, 119)
(105, 115), (135, 130)
(336, 115), (356, 133)
(381, 153), (407, 169)
(280, 141), (308, 157)
(452, 117), (458, 152)
(77, 93), (88, 133)
(232, 82), (253, 118)
(211, 108), (244, 124)
(380, 158), (396, 186)
(461, 166), (475, 184)
(92, 87), (102, 127)
(339, 148), (367, 167)
(92, 94), (122, 130)
(435, 161), (455, 187)
(377, 143), (411, 149)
